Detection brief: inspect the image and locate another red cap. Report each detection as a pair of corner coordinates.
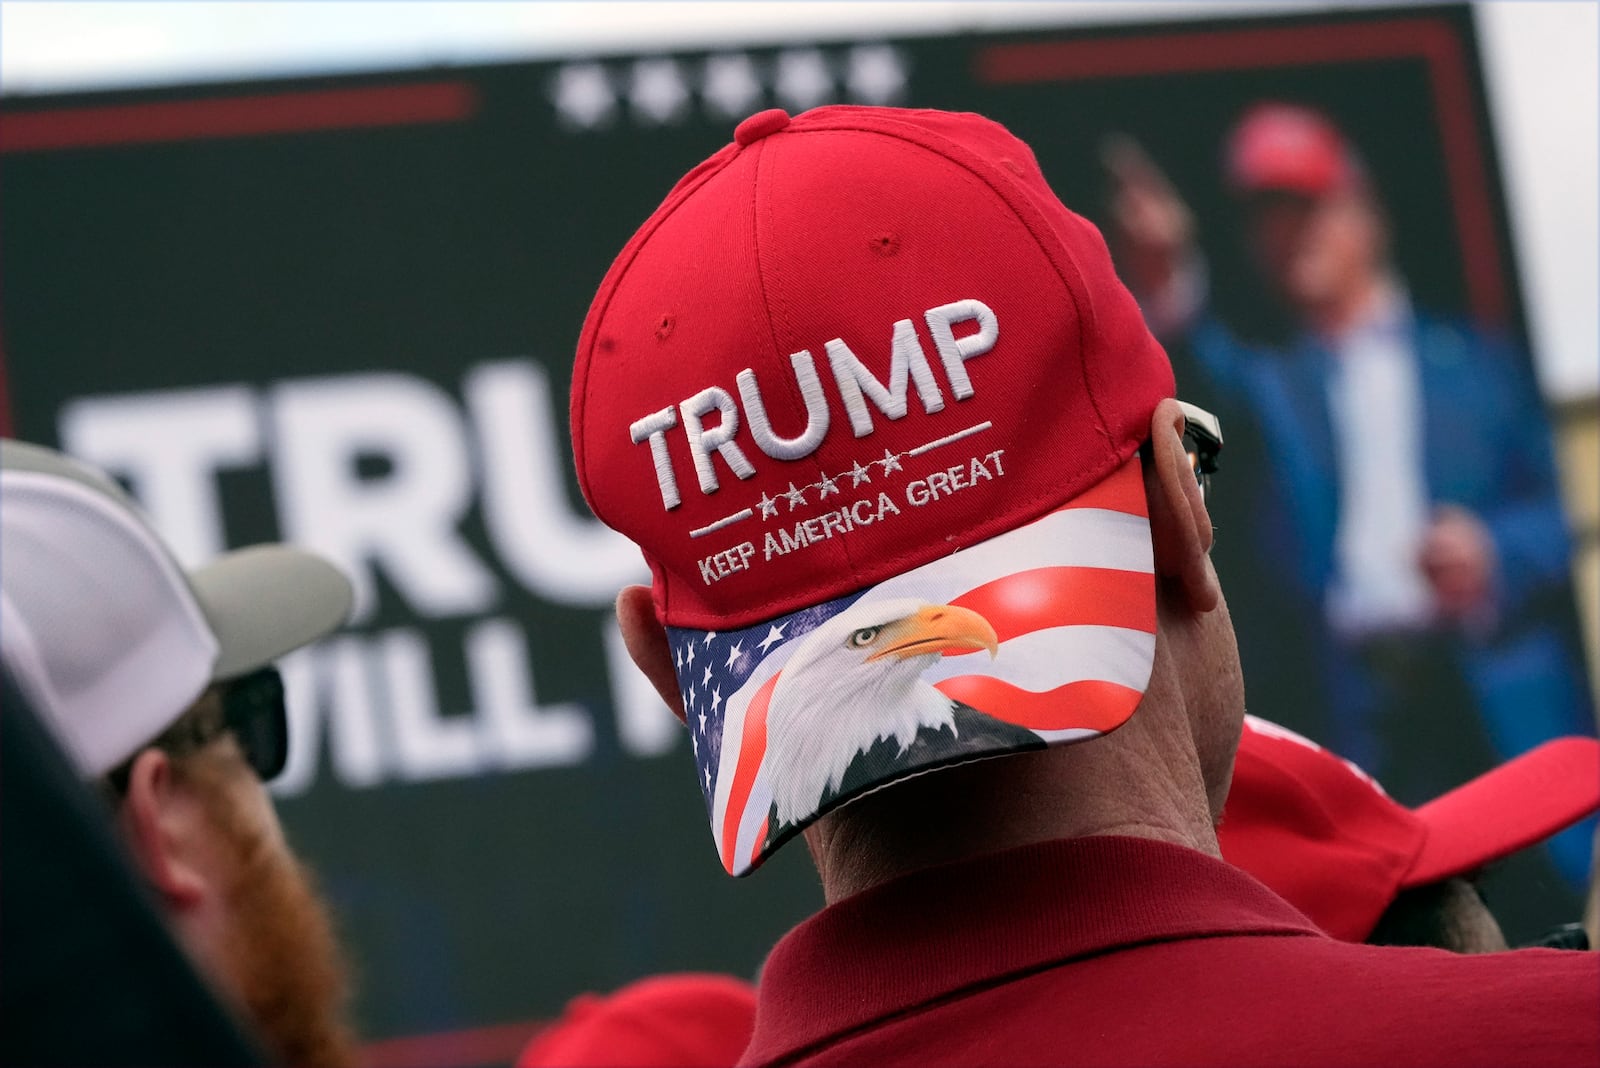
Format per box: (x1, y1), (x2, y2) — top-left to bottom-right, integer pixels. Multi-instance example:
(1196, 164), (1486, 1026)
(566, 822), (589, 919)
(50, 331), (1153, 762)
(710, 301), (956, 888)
(1225, 102), (1361, 197)
(1219, 716), (1600, 942)
(572, 106), (1174, 875)
(516, 974), (757, 1068)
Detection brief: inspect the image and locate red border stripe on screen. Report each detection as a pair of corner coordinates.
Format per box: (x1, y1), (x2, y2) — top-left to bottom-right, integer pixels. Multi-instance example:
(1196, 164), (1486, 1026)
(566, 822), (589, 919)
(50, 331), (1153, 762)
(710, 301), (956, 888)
(0, 82), (478, 154)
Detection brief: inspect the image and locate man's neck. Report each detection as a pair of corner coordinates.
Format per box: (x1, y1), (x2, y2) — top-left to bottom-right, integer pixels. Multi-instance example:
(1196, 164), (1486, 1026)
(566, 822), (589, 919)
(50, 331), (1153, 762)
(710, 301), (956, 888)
(1305, 272), (1402, 340)
(804, 697), (1221, 904)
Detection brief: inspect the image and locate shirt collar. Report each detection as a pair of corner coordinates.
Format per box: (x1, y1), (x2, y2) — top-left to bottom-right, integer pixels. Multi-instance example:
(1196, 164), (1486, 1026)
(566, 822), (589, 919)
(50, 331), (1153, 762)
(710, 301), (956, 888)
(1323, 275), (1413, 348)
(746, 836), (1322, 1065)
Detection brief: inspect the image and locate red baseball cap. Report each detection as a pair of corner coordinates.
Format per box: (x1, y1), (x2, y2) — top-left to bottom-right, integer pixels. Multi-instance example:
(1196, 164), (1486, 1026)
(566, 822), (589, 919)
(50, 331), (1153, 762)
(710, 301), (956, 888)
(516, 974), (756, 1068)
(1219, 715), (1600, 942)
(572, 106), (1175, 875)
(1225, 102), (1361, 197)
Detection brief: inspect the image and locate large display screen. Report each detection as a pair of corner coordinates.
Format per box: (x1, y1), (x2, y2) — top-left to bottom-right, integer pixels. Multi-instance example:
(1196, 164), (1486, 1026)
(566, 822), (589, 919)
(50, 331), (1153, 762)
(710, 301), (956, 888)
(3, 4), (1590, 1051)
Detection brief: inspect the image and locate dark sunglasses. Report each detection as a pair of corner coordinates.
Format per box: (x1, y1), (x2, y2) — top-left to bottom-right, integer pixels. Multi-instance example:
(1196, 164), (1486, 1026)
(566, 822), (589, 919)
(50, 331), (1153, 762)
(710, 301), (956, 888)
(1175, 400), (1223, 501)
(221, 666), (290, 783)
(105, 665), (289, 796)
(1523, 923), (1589, 951)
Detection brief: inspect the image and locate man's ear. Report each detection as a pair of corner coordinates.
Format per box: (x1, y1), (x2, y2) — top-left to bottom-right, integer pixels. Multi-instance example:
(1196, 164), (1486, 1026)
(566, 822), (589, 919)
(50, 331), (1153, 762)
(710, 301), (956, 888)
(617, 585), (687, 724)
(116, 750), (208, 909)
(1143, 397), (1220, 614)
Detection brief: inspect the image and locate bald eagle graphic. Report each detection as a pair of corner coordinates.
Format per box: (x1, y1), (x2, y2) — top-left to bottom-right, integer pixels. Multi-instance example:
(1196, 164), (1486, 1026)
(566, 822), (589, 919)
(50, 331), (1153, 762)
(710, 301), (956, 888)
(763, 597), (1044, 841)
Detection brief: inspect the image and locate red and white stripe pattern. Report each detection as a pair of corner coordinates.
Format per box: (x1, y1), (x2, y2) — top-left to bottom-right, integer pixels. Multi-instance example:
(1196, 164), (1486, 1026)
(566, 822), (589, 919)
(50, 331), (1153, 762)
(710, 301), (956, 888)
(700, 456), (1156, 875)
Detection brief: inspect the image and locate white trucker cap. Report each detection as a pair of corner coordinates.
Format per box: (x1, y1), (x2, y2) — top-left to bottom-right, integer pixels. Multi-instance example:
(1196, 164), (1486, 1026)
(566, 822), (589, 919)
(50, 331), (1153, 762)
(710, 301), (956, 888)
(0, 439), (352, 776)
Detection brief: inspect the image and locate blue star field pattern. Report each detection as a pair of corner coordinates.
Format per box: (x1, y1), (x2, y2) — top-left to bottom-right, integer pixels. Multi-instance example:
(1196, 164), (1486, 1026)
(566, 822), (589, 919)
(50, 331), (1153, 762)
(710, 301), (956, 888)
(665, 587), (867, 818)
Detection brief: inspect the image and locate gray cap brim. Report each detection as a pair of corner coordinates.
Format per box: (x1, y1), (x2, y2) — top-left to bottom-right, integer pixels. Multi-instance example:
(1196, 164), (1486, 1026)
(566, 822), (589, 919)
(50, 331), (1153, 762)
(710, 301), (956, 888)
(2, 439), (135, 502)
(188, 545), (353, 681)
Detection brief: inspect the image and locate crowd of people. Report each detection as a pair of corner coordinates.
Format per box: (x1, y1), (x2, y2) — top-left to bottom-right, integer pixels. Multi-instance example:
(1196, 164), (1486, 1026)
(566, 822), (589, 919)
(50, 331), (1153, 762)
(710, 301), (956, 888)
(3, 102), (1597, 1067)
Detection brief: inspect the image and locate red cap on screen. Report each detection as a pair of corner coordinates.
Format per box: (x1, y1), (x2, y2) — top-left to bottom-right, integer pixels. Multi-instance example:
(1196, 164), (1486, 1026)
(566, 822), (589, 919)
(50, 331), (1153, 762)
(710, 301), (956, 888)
(516, 974), (756, 1068)
(1219, 716), (1600, 942)
(1226, 102), (1360, 197)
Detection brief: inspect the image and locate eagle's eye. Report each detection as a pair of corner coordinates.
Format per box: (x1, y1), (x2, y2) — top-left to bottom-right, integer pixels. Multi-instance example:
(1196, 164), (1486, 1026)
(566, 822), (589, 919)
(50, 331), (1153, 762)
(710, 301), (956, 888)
(847, 626), (882, 649)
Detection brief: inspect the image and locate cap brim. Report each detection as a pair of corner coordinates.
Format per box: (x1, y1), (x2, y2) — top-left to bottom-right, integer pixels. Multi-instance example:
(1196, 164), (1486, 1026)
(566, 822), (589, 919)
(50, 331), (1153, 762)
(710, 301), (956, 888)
(669, 457), (1156, 876)
(188, 545), (353, 681)
(1405, 737), (1600, 887)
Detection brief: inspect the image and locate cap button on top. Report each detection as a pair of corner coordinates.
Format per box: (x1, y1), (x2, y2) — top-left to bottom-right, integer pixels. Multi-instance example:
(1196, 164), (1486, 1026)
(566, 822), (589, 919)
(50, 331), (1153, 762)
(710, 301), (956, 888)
(735, 108), (791, 146)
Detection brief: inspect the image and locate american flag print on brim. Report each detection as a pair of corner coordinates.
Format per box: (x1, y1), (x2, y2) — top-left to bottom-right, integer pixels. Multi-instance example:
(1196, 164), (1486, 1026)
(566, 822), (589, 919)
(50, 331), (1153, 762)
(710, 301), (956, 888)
(667, 456), (1156, 876)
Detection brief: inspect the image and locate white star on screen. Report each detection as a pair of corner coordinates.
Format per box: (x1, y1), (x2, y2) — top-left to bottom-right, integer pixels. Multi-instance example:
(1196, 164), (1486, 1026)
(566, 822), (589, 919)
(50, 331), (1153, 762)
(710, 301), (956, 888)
(686, 643), (696, 666)
(757, 622), (787, 654)
(702, 52), (764, 118)
(774, 48), (834, 111)
(557, 46), (907, 132)
(711, 686), (723, 713)
(849, 460), (873, 487)
(706, 767), (712, 788)
(724, 641), (744, 669)
(816, 473), (840, 498)
(629, 57), (690, 124)
(757, 492), (779, 519)
(699, 711), (708, 732)
(703, 631), (717, 647)
(783, 481), (807, 509)
(877, 449), (904, 475)
(552, 63), (616, 129)
(846, 45), (908, 105)
(702, 665), (713, 687)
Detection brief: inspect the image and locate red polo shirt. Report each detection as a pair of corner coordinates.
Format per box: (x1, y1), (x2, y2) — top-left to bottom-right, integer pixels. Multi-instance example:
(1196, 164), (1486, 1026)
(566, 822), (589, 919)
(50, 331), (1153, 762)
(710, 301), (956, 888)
(742, 836), (1600, 1067)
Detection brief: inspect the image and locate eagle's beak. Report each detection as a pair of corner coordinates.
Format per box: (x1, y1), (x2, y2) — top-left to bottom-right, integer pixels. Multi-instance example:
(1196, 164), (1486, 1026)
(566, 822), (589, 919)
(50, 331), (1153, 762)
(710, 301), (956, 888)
(866, 603), (1000, 662)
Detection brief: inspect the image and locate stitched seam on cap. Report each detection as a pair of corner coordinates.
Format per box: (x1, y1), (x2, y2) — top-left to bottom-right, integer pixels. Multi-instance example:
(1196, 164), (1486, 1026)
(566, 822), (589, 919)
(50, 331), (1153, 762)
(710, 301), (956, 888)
(739, 125), (1128, 591)
(791, 116), (1119, 455)
(647, 142), (1139, 631)
(652, 113), (1150, 630)
(572, 148), (739, 539)
(748, 132), (863, 583)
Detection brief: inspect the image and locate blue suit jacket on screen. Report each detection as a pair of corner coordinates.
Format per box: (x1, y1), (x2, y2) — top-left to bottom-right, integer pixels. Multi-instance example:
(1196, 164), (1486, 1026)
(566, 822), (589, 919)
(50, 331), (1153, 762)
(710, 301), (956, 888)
(1190, 311), (1593, 766)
